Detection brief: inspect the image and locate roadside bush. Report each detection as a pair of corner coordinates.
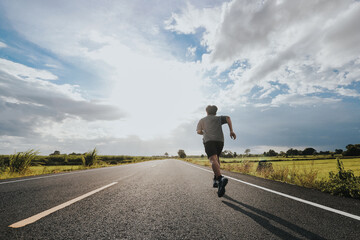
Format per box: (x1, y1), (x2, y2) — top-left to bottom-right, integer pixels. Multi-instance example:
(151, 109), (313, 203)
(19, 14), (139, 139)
(109, 160), (118, 165)
(0, 156), (8, 172)
(178, 149), (186, 158)
(82, 148), (98, 166)
(47, 155), (66, 165)
(9, 150), (39, 174)
(318, 158), (360, 199)
(66, 156), (83, 165)
(100, 155), (140, 164)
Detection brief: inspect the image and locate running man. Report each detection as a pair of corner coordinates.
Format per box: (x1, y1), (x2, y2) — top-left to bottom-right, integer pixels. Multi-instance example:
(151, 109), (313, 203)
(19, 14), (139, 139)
(196, 105), (236, 197)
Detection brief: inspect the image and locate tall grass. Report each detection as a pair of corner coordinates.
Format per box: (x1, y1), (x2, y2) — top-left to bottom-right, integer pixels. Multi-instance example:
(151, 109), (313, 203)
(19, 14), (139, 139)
(222, 160), (254, 174)
(0, 156), (7, 172)
(296, 167), (318, 188)
(82, 148), (98, 166)
(9, 150), (39, 174)
(261, 161), (319, 188)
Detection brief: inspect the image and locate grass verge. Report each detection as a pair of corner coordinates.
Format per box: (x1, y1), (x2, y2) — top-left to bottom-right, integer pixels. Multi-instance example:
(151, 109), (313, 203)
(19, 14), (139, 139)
(183, 157), (360, 199)
(0, 165), (86, 179)
(0, 157), (162, 180)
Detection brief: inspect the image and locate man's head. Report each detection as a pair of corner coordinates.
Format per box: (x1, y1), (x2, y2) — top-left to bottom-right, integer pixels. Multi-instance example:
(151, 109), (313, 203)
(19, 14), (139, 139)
(206, 105), (218, 115)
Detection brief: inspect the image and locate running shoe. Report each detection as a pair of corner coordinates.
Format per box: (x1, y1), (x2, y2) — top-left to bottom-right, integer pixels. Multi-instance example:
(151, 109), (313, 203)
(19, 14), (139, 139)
(217, 177), (228, 197)
(213, 179), (219, 188)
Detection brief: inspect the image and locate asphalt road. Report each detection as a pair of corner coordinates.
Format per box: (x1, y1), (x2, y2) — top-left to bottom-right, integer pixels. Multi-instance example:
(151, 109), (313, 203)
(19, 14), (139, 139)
(1, 159), (360, 239)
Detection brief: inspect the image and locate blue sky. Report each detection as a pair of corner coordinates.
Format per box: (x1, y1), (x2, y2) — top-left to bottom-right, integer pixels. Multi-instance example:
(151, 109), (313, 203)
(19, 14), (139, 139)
(0, 0), (359, 155)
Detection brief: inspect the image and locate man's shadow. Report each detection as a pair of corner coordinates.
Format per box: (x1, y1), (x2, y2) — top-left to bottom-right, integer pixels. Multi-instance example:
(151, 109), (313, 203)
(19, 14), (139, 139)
(222, 195), (326, 240)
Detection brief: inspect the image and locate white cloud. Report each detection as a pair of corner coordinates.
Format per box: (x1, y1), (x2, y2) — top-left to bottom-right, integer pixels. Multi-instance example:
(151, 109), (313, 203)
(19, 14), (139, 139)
(1, 0), (360, 155)
(336, 87), (360, 98)
(164, 2), (222, 37)
(317, 2), (360, 68)
(97, 41), (205, 138)
(0, 118), (204, 156)
(0, 41), (7, 48)
(44, 63), (60, 68)
(271, 94), (341, 107)
(0, 59), (124, 139)
(186, 46), (197, 57)
(258, 87), (277, 100)
(166, 0), (360, 107)
(0, 58), (58, 81)
(0, 0), (211, 140)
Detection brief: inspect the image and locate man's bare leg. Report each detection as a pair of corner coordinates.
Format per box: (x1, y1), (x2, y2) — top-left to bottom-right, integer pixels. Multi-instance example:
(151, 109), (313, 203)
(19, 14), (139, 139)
(209, 154), (221, 177)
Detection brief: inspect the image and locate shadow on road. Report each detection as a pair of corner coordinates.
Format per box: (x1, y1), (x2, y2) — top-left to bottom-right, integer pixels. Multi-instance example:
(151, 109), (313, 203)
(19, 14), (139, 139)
(222, 195), (326, 240)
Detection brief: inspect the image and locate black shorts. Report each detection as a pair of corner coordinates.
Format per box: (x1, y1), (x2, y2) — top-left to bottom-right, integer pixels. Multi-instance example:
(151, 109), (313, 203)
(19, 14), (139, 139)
(204, 141), (224, 158)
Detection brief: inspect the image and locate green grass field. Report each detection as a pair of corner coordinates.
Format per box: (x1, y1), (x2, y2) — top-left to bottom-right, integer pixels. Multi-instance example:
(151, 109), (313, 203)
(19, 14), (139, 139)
(186, 156), (360, 180)
(271, 158), (360, 179)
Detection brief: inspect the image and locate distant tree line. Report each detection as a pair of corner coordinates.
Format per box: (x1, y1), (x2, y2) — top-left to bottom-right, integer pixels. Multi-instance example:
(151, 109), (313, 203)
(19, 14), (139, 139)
(263, 144), (360, 157)
(175, 144), (360, 159)
(221, 150), (238, 158)
(343, 144), (360, 156)
(190, 144), (360, 159)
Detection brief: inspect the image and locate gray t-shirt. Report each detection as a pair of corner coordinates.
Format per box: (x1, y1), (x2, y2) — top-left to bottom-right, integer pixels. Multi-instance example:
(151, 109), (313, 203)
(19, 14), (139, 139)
(197, 115), (228, 143)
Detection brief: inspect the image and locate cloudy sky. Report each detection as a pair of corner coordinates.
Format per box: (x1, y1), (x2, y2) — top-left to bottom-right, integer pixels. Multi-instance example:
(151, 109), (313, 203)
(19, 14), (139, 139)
(0, 0), (359, 156)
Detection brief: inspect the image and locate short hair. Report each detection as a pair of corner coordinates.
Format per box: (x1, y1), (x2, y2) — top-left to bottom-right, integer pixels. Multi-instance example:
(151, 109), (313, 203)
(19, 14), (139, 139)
(206, 105), (218, 115)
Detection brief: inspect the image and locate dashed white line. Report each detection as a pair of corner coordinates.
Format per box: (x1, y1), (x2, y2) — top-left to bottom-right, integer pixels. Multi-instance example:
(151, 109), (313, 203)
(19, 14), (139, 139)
(9, 182), (118, 228)
(182, 161), (360, 221)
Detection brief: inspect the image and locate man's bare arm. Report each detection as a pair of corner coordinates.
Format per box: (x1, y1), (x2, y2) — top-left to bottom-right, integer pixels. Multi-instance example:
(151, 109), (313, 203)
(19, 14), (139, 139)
(226, 116), (236, 140)
(197, 130), (203, 135)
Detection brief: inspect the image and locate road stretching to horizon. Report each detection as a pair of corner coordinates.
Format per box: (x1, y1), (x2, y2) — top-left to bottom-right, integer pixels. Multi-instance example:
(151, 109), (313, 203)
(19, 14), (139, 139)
(1, 159), (360, 239)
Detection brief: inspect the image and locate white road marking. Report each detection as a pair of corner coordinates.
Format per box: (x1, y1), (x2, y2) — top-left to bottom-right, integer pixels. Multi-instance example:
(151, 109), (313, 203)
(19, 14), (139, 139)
(9, 182), (118, 228)
(182, 161), (360, 221)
